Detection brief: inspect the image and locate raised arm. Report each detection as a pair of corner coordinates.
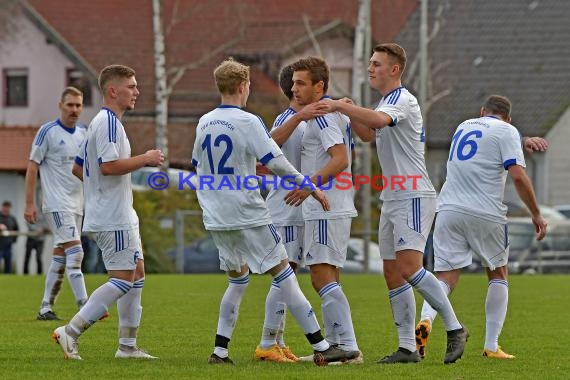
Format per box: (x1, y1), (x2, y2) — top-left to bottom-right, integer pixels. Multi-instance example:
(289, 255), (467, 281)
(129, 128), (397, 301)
(271, 103), (326, 146)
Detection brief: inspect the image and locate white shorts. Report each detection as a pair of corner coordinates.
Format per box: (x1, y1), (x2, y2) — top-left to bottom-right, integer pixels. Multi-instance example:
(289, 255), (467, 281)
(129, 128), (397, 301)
(93, 228), (144, 271)
(46, 212), (82, 246)
(211, 224), (287, 274)
(379, 197), (435, 260)
(277, 225), (305, 265)
(303, 218), (352, 268)
(434, 210), (509, 271)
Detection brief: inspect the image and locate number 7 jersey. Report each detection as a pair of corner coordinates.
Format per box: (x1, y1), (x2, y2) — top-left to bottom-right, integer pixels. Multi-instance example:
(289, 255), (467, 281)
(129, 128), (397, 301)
(192, 105), (283, 230)
(437, 116), (526, 223)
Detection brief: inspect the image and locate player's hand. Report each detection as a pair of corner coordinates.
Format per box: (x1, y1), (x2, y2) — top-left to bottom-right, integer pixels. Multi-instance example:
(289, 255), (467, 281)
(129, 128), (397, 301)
(144, 149), (165, 167)
(523, 137), (548, 153)
(297, 102), (328, 121)
(532, 214), (548, 241)
(256, 162), (273, 176)
(284, 189), (309, 207)
(310, 188), (330, 211)
(24, 204), (37, 224)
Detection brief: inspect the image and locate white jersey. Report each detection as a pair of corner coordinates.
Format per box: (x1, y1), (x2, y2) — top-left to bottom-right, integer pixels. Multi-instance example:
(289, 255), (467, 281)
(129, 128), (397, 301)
(375, 87), (436, 201)
(265, 107), (306, 227)
(29, 119), (86, 214)
(77, 108), (138, 231)
(438, 116), (525, 223)
(192, 105), (283, 230)
(301, 110), (357, 220)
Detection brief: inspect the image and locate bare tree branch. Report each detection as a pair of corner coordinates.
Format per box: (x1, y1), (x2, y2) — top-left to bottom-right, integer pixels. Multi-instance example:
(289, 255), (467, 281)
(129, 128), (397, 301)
(165, 27), (246, 95)
(425, 88), (451, 113)
(302, 14), (350, 96)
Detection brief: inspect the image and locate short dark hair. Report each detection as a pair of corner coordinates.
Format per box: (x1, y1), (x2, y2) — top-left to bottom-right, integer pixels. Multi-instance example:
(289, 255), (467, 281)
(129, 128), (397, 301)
(291, 56), (329, 93)
(374, 43), (407, 75)
(278, 64), (294, 100)
(98, 64), (136, 93)
(2, 201), (11, 207)
(482, 95), (512, 119)
(60, 87), (83, 102)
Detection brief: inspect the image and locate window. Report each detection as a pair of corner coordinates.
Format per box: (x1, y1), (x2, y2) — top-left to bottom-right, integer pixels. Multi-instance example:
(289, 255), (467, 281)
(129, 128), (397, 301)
(66, 68), (92, 106)
(4, 68), (28, 106)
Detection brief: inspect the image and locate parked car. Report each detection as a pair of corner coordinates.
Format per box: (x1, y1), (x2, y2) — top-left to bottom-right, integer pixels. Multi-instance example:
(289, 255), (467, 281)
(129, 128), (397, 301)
(168, 235), (383, 274)
(505, 201), (566, 221)
(344, 238), (383, 273)
(132, 167), (196, 191)
(553, 205), (570, 219)
(167, 234), (222, 274)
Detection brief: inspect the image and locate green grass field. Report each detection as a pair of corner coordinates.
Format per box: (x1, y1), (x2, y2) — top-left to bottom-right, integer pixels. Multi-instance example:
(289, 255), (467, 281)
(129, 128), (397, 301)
(1, 273), (569, 379)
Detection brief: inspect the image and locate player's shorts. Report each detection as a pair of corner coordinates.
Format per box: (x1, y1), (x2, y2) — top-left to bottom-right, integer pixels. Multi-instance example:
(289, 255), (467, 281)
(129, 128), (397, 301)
(210, 224), (287, 274)
(46, 212), (82, 246)
(93, 228), (144, 271)
(379, 197), (435, 260)
(433, 210), (509, 271)
(303, 218), (352, 268)
(277, 225), (304, 265)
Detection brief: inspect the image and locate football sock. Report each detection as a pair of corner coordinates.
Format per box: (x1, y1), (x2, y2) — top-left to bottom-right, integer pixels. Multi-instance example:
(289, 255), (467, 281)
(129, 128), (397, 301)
(389, 283), (416, 352)
(260, 280), (285, 348)
(69, 278), (132, 336)
(40, 255), (65, 314)
(409, 268), (461, 331)
(485, 279), (508, 352)
(216, 273), (248, 341)
(117, 277), (144, 347)
(319, 282), (359, 351)
(420, 279), (451, 324)
(64, 244), (88, 308)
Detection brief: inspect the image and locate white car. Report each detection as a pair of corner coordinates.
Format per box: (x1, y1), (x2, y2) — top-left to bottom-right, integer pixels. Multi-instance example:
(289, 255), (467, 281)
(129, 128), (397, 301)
(131, 167), (197, 191)
(343, 238), (383, 274)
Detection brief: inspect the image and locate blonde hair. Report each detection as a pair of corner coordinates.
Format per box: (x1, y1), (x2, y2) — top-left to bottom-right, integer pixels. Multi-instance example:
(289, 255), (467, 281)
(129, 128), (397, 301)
(98, 64), (136, 93)
(60, 86), (83, 102)
(214, 58), (249, 95)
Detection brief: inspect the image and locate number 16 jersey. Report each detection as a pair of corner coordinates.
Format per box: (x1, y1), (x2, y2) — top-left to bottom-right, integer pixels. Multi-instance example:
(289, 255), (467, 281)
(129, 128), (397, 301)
(437, 116), (525, 223)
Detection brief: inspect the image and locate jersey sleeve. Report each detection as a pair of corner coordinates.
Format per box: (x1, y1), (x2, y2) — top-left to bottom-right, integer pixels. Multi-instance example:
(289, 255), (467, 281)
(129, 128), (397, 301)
(29, 126), (50, 164)
(316, 114), (345, 152)
(378, 92), (408, 127)
(247, 115), (283, 165)
(95, 117), (121, 164)
(500, 126), (526, 169)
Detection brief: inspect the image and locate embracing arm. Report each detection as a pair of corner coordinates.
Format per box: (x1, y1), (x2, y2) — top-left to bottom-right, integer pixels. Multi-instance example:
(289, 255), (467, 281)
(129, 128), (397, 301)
(100, 149), (164, 176)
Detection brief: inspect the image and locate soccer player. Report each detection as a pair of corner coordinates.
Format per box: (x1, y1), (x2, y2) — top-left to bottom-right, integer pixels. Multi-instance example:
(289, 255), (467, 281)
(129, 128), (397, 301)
(24, 87), (88, 320)
(320, 43), (468, 364)
(52, 65), (164, 360)
(255, 64), (325, 362)
(193, 58), (358, 366)
(416, 95), (548, 360)
(288, 56), (362, 363)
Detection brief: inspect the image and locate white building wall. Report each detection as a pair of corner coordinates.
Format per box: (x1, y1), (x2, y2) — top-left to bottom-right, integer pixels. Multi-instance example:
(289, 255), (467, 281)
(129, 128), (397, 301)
(0, 14), (100, 127)
(544, 107), (570, 206)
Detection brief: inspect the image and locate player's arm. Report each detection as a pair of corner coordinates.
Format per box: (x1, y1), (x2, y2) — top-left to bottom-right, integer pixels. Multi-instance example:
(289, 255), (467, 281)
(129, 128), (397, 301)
(309, 144), (348, 187)
(522, 136), (548, 153)
(24, 160), (39, 224)
(319, 98), (393, 130)
(508, 164), (547, 240)
(264, 155), (330, 211)
(100, 150), (164, 176)
(271, 103), (325, 146)
(72, 161), (83, 182)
